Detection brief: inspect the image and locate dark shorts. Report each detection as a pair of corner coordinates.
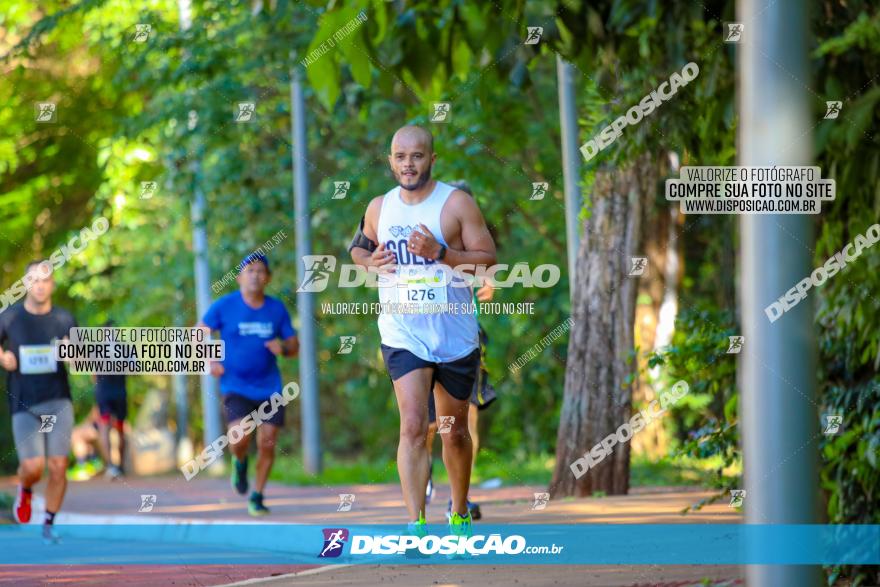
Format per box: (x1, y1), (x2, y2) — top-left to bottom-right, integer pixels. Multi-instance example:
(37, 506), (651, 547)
(223, 392), (284, 427)
(97, 394), (127, 422)
(381, 344), (480, 402)
(427, 360), (497, 422)
(426, 325), (496, 422)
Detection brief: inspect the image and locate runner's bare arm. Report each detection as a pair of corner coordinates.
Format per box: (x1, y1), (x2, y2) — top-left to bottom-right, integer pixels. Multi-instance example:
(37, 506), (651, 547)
(0, 350), (16, 371)
(0, 321), (13, 371)
(281, 335), (299, 357)
(363, 196), (382, 243)
(350, 246), (371, 268)
(351, 196), (396, 271)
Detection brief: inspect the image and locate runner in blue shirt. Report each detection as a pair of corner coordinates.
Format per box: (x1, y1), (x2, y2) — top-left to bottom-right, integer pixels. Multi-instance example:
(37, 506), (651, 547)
(200, 253), (298, 516)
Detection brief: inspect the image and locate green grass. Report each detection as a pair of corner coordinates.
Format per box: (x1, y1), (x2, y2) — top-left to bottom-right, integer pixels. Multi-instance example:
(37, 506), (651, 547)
(270, 454), (400, 485)
(630, 454), (707, 486)
(269, 449), (555, 486)
(469, 449), (555, 486)
(269, 450), (727, 489)
(632, 453), (740, 487)
(0, 492), (13, 524)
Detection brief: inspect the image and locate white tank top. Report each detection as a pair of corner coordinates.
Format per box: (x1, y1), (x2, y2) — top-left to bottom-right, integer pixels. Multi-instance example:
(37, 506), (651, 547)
(376, 180), (478, 362)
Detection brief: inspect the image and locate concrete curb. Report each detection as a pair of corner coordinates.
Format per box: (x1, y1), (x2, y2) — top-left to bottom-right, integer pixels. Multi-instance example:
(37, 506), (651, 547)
(30, 495), (273, 526)
(219, 564), (348, 586)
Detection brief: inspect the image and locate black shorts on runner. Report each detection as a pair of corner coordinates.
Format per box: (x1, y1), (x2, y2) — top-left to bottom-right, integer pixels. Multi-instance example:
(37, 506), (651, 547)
(223, 392), (284, 427)
(381, 344), (480, 402)
(428, 364), (497, 423)
(97, 394), (127, 422)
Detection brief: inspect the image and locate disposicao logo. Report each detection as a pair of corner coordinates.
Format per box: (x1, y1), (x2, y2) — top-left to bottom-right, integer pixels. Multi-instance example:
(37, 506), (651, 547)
(319, 528), (349, 558)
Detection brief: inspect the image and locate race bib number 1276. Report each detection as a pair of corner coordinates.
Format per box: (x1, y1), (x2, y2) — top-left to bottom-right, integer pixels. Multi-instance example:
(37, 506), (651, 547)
(396, 266), (448, 306)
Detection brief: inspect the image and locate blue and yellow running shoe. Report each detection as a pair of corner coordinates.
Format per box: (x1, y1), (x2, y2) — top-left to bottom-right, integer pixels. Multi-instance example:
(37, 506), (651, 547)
(405, 512), (429, 559)
(406, 512), (428, 538)
(448, 510), (473, 538)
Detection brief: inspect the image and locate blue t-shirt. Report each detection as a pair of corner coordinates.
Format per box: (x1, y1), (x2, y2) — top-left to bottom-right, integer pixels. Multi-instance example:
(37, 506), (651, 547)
(202, 292), (296, 400)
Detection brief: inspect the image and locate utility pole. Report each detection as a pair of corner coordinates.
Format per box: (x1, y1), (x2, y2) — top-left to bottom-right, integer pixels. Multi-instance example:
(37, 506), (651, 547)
(556, 56), (582, 302)
(290, 63), (322, 474)
(739, 1), (820, 585)
(177, 0), (223, 462)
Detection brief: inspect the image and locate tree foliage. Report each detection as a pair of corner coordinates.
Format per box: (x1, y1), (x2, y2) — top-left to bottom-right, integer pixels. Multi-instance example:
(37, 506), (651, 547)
(0, 5), (877, 583)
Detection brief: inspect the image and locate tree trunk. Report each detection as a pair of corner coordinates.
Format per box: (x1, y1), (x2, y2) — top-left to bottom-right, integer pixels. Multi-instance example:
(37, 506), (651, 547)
(632, 202), (675, 459)
(550, 154), (656, 497)
(635, 153), (682, 458)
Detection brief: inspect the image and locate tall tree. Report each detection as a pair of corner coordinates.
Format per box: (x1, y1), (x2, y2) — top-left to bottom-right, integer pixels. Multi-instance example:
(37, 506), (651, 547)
(548, 0), (735, 494)
(550, 154), (655, 496)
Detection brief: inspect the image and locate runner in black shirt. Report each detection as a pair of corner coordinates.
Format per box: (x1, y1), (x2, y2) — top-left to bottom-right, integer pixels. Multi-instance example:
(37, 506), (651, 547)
(94, 321), (127, 480)
(0, 261), (77, 543)
(95, 372), (127, 479)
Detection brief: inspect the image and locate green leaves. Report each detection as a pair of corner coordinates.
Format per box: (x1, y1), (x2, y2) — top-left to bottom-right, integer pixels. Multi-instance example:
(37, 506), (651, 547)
(302, 6), (375, 109)
(451, 39), (473, 82)
(647, 307), (741, 502)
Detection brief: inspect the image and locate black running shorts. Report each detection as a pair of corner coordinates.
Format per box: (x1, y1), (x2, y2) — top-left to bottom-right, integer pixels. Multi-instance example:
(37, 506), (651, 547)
(97, 394), (128, 422)
(223, 392), (285, 427)
(380, 344), (480, 401)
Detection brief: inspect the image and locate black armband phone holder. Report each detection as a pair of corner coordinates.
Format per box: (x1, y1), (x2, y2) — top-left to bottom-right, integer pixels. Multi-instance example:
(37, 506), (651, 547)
(348, 216), (378, 253)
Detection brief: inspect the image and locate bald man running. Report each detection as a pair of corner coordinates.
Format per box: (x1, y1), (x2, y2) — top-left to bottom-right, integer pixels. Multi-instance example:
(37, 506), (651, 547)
(351, 126), (496, 538)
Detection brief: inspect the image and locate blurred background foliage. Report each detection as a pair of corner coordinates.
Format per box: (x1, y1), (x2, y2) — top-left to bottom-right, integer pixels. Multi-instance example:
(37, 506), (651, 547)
(0, 2), (878, 581)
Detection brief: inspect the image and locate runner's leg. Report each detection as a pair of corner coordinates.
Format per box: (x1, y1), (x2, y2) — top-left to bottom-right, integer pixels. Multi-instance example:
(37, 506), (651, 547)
(224, 394), (255, 496)
(426, 388), (437, 452)
(425, 420), (437, 504)
(44, 400), (74, 515)
(433, 382), (472, 517)
(392, 367), (433, 522)
(468, 403), (479, 465)
(426, 421), (437, 454)
(466, 402), (482, 519)
(44, 456), (67, 513)
(14, 409), (46, 488)
(254, 423), (279, 494)
(18, 457), (43, 489)
(228, 419), (252, 460)
(13, 410), (45, 523)
(97, 416), (112, 465)
(14, 457), (41, 525)
(114, 418), (126, 473)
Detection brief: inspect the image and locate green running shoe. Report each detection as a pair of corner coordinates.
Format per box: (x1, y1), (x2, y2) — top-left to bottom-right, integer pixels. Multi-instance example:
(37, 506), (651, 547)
(406, 512), (428, 538)
(447, 510), (473, 559)
(448, 510), (473, 538)
(405, 512), (429, 559)
(248, 491), (269, 516)
(67, 462), (92, 481)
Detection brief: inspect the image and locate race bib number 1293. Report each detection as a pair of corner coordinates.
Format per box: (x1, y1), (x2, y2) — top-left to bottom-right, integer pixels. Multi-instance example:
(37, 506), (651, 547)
(19, 345), (58, 374)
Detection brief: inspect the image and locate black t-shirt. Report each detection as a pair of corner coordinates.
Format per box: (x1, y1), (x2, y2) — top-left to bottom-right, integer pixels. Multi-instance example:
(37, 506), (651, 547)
(0, 304), (77, 413)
